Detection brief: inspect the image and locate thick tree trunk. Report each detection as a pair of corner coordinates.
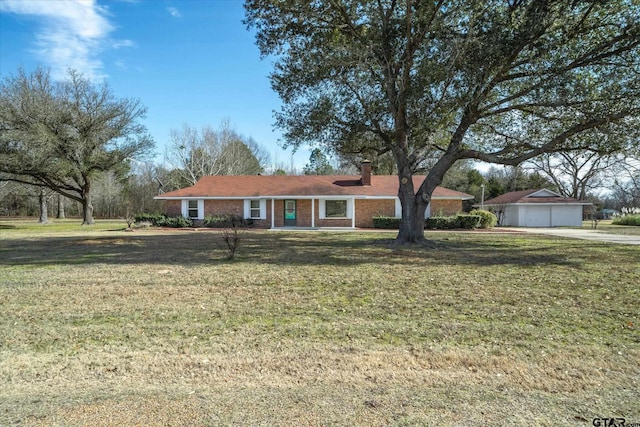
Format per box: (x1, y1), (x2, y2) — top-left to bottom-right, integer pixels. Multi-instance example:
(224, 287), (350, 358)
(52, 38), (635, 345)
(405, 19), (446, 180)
(38, 188), (49, 224)
(82, 199), (94, 225)
(395, 150), (460, 244)
(396, 190), (424, 243)
(56, 194), (65, 219)
(396, 188), (430, 244)
(394, 153), (428, 244)
(81, 182), (94, 225)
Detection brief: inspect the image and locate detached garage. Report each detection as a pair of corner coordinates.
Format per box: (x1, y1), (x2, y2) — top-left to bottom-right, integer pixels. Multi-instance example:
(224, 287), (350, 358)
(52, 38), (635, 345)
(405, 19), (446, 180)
(482, 189), (591, 227)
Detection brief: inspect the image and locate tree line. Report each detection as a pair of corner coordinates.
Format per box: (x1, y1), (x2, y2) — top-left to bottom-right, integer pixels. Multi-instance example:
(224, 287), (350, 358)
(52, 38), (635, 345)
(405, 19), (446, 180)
(1, 67), (638, 222)
(4, 148), (637, 221)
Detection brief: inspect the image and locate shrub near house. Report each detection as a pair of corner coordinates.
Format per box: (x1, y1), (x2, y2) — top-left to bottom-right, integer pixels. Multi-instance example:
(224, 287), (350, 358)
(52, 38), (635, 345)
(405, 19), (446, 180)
(373, 209), (496, 230)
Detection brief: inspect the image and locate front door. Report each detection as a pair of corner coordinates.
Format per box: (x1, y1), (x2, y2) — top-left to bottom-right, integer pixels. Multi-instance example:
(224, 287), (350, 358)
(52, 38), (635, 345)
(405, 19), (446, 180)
(284, 200), (296, 226)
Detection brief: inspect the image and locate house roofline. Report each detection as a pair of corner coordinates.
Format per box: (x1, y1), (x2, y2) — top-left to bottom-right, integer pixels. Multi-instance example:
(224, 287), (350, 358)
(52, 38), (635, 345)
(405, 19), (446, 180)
(479, 201), (592, 207)
(154, 195), (474, 201)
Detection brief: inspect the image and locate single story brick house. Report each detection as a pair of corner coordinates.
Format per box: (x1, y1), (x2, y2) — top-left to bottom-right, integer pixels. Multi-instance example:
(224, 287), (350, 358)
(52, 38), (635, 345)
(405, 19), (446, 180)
(481, 188), (591, 227)
(154, 162), (473, 229)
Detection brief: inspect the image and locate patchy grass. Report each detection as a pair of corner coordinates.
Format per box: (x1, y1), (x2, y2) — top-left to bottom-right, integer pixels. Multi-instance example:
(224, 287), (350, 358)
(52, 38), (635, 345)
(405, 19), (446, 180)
(0, 221), (638, 426)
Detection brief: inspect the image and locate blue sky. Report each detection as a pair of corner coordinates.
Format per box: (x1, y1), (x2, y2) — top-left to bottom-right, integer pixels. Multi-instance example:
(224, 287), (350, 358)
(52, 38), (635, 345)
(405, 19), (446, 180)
(0, 0), (312, 170)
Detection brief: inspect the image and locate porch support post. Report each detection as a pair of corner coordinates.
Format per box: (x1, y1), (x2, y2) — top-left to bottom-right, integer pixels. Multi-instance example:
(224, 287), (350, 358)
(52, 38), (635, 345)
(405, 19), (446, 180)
(352, 198), (356, 228)
(311, 198), (315, 228)
(271, 198), (275, 229)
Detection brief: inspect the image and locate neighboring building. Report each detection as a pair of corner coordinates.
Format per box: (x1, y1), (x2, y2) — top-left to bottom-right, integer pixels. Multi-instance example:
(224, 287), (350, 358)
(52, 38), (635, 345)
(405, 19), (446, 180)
(481, 188), (591, 227)
(154, 162), (473, 229)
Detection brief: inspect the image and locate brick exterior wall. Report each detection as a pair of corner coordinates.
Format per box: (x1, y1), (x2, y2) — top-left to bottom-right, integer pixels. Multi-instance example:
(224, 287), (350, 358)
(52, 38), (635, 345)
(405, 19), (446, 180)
(204, 200), (243, 217)
(430, 199), (462, 217)
(296, 199), (313, 227)
(354, 199), (395, 228)
(162, 197), (464, 229)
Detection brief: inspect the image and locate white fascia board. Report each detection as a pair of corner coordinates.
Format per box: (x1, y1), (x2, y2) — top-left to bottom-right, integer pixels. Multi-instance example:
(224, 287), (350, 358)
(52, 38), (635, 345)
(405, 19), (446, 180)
(156, 194), (472, 201)
(157, 195), (392, 200)
(273, 195), (360, 199)
(431, 196), (475, 200)
(356, 196), (472, 200)
(511, 202), (592, 206)
(484, 201), (591, 206)
(155, 196), (265, 200)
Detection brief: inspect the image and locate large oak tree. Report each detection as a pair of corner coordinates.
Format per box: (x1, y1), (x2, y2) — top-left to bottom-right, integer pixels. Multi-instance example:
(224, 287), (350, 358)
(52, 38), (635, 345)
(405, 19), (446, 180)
(0, 67), (154, 225)
(245, 0), (640, 243)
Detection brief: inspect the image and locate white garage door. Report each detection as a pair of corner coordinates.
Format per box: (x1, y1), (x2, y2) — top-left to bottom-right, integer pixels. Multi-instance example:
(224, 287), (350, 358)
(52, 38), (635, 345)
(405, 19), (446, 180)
(551, 205), (582, 227)
(525, 206), (551, 227)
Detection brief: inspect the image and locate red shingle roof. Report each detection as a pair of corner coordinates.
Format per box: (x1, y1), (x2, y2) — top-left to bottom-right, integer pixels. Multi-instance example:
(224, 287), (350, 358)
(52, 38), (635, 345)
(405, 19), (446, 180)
(155, 175), (474, 199)
(483, 189), (588, 205)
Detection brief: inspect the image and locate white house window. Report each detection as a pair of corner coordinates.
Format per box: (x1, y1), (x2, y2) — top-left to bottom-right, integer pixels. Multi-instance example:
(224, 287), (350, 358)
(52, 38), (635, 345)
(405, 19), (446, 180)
(182, 199), (204, 219)
(188, 200), (198, 218)
(320, 199), (352, 219)
(250, 200), (261, 218)
(325, 200), (347, 217)
(244, 199), (266, 219)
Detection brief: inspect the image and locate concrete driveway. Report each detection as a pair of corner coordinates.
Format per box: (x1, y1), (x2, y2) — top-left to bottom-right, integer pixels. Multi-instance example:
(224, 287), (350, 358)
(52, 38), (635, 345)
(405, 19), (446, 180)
(516, 227), (640, 245)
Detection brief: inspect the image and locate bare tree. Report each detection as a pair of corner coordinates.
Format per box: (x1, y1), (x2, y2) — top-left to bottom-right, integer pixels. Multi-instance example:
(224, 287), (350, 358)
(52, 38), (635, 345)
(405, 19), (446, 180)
(125, 162), (170, 214)
(610, 157), (640, 211)
(166, 120), (270, 185)
(528, 151), (619, 199)
(92, 170), (127, 218)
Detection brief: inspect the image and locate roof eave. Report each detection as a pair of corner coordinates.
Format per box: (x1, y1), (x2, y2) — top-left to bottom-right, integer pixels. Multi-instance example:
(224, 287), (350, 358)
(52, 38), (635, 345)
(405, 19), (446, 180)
(155, 194), (474, 200)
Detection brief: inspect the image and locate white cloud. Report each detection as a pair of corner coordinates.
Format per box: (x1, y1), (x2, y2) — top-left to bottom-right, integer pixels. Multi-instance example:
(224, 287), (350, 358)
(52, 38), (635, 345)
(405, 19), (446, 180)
(112, 39), (135, 49)
(167, 7), (181, 18)
(0, 0), (113, 80)
(114, 59), (127, 70)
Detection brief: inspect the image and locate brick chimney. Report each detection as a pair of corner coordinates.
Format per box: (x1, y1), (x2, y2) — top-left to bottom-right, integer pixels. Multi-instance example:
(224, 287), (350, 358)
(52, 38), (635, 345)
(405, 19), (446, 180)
(361, 160), (372, 186)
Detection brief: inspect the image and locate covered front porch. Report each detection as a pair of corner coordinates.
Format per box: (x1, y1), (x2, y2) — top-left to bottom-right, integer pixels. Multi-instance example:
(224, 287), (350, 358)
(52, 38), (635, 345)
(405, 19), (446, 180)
(268, 197), (356, 229)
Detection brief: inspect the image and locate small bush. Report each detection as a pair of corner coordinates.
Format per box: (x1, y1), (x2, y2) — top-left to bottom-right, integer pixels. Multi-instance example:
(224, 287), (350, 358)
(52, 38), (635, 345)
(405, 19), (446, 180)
(425, 214), (482, 229)
(456, 214), (482, 229)
(204, 214), (254, 228)
(218, 227), (243, 260)
(468, 209), (497, 228)
(425, 216), (453, 229)
(134, 213), (165, 226)
(372, 216), (401, 229)
(612, 214), (640, 226)
(375, 214), (484, 230)
(134, 213), (193, 228)
(161, 216), (193, 228)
